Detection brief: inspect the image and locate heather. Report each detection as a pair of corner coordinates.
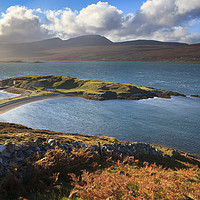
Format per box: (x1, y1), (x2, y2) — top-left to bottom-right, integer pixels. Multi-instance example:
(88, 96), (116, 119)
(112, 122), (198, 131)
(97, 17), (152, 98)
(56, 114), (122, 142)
(1, 148), (199, 200)
(0, 123), (199, 200)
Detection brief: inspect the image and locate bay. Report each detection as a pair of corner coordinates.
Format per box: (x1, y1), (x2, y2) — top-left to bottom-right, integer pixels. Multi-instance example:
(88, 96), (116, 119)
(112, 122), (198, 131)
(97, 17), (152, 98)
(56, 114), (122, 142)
(0, 61), (199, 154)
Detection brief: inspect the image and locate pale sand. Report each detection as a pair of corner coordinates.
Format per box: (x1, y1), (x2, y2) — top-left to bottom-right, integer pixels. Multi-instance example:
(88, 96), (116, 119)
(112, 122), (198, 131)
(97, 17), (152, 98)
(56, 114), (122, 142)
(0, 94), (67, 114)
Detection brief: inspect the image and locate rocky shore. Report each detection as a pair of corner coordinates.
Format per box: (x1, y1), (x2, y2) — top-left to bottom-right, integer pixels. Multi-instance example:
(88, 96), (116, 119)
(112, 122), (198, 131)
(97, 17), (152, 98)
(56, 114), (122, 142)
(81, 90), (186, 100)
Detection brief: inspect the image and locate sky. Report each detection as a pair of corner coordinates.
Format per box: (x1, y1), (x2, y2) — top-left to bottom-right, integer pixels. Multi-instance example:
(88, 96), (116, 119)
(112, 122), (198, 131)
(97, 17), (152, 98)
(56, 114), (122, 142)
(0, 0), (200, 43)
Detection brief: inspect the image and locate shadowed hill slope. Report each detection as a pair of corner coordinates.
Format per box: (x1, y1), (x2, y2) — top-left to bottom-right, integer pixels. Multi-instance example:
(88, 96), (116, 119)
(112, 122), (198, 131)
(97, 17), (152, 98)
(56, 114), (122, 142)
(1, 35), (199, 63)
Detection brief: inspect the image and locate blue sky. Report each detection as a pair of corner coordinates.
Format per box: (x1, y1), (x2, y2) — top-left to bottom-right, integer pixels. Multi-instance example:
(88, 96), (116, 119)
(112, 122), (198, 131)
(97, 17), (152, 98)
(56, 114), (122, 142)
(0, 0), (143, 14)
(0, 0), (200, 43)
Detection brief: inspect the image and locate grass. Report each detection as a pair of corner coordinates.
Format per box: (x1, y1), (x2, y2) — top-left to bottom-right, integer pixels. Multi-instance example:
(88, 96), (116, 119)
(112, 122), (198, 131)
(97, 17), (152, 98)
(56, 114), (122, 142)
(0, 75), (157, 104)
(0, 122), (118, 145)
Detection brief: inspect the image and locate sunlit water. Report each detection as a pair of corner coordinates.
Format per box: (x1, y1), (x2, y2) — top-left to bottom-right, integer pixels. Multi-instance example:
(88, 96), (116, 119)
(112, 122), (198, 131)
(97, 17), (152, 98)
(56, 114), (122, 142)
(0, 62), (199, 154)
(0, 90), (19, 99)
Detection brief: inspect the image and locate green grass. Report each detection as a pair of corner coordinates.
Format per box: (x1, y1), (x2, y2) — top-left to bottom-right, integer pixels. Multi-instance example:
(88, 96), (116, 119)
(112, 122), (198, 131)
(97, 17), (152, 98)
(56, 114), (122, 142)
(0, 75), (156, 101)
(0, 122), (118, 145)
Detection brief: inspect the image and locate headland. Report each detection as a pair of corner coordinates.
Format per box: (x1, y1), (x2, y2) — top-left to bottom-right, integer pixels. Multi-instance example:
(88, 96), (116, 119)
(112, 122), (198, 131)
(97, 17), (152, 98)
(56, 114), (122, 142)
(0, 75), (186, 114)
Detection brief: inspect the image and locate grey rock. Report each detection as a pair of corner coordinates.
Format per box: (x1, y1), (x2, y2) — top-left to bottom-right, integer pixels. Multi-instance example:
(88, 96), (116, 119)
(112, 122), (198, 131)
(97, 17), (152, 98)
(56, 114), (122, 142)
(171, 150), (181, 158)
(24, 150), (34, 157)
(15, 157), (25, 162)
(14, 145), (22, 151)
(48, 139), (57, 146)
(90, 145), (98, 152)
(0, 139), (167, 180)
(0, 145), (6, 153)
(164, 154), (171, 158)
(29, 142), (38, 148)
(5, 143), (15, 153)
(35, 147), (40, 152)
(155, 149), (163, 157)
(4, 140), (13, 146)
(21, 145), (29, 151)
(16, 151), (25, 159)
(2, 151), (11, 158)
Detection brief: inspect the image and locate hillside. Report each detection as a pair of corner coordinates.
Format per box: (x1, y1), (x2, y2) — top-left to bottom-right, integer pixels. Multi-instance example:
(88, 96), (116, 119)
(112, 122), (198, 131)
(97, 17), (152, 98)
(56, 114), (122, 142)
(0, 35), (199, 63)
(0, 122), (199, 199)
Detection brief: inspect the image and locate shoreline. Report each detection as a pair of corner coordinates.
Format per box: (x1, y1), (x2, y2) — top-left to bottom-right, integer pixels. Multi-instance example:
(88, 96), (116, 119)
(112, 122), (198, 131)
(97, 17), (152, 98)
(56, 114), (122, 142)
(0, 90), (189, 114)
(0, 94), (67, 114)
(0, 59), (200, 64)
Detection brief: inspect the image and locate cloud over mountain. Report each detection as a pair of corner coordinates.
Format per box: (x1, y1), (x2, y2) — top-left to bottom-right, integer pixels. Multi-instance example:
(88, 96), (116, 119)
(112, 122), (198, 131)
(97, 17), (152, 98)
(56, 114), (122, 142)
(0, 6), (50, 43)
(0, 1), (199, 43)
(44, 2), (130, 39)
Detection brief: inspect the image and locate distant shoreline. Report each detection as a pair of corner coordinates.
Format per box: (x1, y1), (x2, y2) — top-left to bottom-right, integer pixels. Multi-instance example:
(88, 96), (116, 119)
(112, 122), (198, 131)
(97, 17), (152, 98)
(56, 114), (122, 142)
(0, 60), (200, 64)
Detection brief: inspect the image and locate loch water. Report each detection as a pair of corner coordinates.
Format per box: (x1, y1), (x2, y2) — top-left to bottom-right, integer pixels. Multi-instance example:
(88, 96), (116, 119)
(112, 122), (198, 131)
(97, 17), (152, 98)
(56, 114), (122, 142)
(0, 90), (18, 99)
(0, 61), (199, 154)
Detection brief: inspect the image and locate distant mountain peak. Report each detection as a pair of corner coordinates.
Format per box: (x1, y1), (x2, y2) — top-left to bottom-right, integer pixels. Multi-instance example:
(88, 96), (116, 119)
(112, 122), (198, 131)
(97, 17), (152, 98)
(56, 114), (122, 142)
(63, 34), (113, 47)
(115, 39), (188, 46)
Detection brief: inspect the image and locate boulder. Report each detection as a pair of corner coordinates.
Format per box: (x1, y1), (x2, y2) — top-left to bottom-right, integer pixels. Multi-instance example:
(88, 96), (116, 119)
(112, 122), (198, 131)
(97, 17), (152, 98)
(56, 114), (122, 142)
(100, 91), (117, 99)
(47, 139), (57, 146)
(171, 150), (181, 158)
(5, 140), (15, 153)
(0, 145), (6, 153)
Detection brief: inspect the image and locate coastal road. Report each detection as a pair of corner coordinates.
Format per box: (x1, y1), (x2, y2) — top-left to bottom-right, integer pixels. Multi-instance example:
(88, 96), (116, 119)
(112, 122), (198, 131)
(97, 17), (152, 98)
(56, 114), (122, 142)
(0, 94), (67, 114)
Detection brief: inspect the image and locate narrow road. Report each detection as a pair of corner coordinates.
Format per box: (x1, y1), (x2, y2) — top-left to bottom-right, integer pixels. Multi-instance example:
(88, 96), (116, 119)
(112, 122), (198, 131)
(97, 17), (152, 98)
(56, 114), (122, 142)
(0, 94), (66, 114)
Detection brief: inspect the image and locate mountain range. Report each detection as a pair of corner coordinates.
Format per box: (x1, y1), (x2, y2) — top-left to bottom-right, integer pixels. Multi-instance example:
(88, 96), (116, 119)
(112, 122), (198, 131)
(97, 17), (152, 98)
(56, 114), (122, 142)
(0, 35), (199, 63)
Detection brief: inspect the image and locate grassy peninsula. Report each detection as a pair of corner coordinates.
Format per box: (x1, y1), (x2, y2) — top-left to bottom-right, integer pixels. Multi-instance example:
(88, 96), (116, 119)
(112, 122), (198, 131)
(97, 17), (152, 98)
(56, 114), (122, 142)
(0, 75), (185, 104)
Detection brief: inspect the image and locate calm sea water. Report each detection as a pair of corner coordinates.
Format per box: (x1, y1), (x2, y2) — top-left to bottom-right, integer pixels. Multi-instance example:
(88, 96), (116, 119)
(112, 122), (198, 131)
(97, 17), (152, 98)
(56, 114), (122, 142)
(0, 90), (18, 99)
(0, 61), (199, 154)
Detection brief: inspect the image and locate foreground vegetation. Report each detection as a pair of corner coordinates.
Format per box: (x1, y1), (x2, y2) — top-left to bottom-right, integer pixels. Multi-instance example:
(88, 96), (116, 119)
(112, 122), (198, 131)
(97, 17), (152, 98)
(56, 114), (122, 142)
(0, 122), (199, 200)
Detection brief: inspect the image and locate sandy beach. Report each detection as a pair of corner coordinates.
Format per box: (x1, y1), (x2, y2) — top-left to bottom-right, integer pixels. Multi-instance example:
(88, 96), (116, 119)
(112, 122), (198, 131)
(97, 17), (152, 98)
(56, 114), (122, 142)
(0, 94), (67, 114)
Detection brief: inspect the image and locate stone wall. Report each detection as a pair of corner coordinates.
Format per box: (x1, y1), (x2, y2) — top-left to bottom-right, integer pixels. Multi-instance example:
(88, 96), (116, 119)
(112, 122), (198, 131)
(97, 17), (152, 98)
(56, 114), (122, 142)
(0, 139), (180, 182)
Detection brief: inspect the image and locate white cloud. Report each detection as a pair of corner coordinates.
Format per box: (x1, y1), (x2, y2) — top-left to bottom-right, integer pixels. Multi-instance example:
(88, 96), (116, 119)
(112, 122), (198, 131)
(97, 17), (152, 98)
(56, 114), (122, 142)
(44, 0), (200, 43)
(138, 0), (200, 27)
(0, 6), (50, 43)
(77, 2), (123, 31)
(0, 1), (200, 44)
(112, 0), (200, 43)
(149, 27), (200, 44)
(44, 2), (130, 39)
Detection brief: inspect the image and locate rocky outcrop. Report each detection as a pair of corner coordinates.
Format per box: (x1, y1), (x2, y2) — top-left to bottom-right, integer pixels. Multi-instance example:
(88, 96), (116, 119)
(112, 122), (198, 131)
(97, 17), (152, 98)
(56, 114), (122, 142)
(82, 90), (186, 101)
(191, 95), (200, 98)
(0, 138), (181, 182)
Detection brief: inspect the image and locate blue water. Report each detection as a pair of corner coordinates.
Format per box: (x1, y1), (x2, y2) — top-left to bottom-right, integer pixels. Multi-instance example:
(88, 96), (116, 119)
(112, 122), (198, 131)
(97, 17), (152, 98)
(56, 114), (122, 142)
(0, 62), (199, 154)
(0, 90), (19, 99)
